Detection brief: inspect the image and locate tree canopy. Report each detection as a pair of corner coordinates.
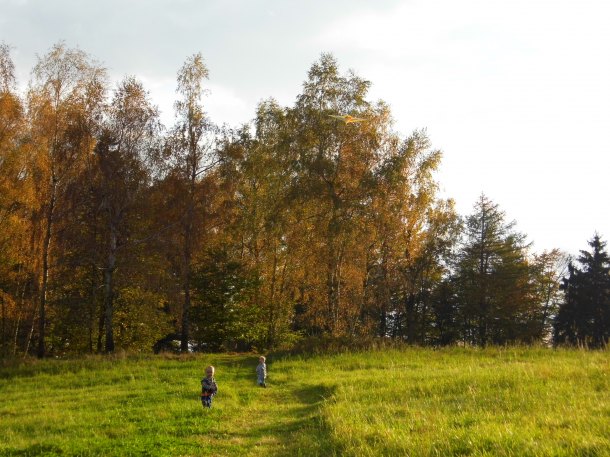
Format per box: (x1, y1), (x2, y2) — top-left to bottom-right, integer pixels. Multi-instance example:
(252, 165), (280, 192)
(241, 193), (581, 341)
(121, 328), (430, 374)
(0, 43), (607, 357)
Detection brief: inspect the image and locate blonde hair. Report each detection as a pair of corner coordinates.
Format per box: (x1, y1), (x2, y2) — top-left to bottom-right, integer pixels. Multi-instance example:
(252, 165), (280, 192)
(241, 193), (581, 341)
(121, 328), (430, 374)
(259, 356), (266, 362)
(205, 365), (215, 376)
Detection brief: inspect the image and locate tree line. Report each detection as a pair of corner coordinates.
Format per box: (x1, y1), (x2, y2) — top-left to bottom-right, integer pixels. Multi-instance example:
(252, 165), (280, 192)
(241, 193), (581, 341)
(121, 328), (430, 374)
(0, 43), (608, 357)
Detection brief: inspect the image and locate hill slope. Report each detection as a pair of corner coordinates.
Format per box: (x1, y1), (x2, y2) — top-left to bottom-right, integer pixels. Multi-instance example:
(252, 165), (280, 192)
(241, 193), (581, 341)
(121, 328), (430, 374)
(1, 348), (608, 456)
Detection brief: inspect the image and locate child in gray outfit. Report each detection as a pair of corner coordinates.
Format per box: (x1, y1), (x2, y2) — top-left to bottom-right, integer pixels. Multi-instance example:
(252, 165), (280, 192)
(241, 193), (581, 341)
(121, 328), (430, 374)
(256, 356), (267, 387)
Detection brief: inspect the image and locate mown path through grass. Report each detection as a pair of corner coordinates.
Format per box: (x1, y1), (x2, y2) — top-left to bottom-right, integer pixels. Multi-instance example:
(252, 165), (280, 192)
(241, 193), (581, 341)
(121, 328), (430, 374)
(190, 355), (338, 456)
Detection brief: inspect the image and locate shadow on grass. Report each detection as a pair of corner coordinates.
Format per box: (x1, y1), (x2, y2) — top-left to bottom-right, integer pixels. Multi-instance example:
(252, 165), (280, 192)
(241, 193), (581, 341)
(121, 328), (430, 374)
(0, 359), (93, 380)
(197, 383), (340, 456)
(1, 443), (64, 456)
(292, 384), (333, 405)
(254, 383), (343, 457)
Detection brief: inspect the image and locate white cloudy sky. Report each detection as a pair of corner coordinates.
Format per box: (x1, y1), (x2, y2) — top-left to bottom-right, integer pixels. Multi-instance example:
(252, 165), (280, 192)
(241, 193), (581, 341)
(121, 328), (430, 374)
(2, 0), (609, 255)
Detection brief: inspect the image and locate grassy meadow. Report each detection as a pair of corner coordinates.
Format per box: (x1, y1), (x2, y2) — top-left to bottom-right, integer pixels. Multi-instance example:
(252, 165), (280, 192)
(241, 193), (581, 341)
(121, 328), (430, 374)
(0, 347), (608, 456)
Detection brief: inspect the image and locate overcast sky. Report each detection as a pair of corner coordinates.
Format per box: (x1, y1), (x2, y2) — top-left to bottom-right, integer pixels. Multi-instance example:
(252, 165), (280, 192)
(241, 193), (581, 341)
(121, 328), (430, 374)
(2, 0), (609, 256)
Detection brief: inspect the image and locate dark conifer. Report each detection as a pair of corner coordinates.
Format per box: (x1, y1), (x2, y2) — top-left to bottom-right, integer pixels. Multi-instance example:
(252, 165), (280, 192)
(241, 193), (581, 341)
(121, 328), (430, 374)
(554, 235), (610, 348)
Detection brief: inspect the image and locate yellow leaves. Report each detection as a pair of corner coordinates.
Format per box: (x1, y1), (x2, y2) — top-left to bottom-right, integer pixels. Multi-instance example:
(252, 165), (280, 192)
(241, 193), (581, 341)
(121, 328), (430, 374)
(328, 114), (368, 124)
(0, 289), (17, 317)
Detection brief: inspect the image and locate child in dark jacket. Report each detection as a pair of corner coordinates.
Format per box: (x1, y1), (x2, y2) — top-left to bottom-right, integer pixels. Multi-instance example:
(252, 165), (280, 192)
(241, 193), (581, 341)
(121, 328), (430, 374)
(201, 365), (218, 408)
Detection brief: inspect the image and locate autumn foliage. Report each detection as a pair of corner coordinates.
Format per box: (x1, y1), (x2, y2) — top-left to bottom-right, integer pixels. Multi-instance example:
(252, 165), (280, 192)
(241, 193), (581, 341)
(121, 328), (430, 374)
(0, 44), (607, 357)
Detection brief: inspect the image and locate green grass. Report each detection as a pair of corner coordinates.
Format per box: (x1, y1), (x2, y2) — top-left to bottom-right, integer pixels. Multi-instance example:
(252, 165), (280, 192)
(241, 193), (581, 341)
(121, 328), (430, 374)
(0, 348), (608, 456)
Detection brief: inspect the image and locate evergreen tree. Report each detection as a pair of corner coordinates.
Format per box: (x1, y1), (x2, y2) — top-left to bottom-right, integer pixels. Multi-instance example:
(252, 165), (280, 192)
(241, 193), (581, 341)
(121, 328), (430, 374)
(554, 235), (610, 347)
(190, 248), (260, 351)
(453, 195), (534, 345)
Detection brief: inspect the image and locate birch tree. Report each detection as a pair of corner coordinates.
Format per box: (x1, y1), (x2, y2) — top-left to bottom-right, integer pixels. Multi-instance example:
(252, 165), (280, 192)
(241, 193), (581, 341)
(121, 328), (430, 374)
(167, 53), (217, 351)
(95, 76), (160, 352)
(27, 43), (106, 357)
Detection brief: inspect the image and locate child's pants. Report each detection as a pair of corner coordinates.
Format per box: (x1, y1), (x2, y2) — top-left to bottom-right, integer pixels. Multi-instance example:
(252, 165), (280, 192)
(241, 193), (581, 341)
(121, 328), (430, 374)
(202, 395), (213, 408)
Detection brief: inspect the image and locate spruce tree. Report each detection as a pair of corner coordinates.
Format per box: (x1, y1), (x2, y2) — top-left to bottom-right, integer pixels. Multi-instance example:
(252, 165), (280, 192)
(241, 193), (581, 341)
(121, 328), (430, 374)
(454, 194), (534, 345)
(554, 235), (610, 347)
